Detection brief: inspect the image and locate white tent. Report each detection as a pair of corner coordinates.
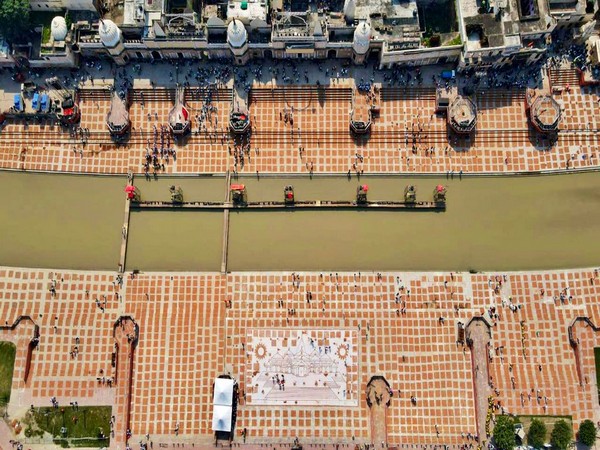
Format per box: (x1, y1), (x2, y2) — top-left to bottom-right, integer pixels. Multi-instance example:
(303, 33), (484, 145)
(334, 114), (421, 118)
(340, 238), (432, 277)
(515, 427), (526, 441)
(212, 404), (233, 432)
(213, 378), (234, 406)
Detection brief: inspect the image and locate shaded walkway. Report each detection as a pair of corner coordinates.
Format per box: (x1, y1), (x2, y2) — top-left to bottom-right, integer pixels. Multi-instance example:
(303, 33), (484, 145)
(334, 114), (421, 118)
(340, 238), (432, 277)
(367, 376), (392, 447)
(112, 316), (139, 450)
(466, 317), (492, 445)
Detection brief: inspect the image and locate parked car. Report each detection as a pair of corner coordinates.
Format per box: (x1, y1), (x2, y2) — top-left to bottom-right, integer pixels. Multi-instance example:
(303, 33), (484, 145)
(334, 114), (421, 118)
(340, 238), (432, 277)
(13, 94), (24, 112)
(40, 94), (50, 113)
(32, 92), (41, 112)
(441, 70), (456, 80)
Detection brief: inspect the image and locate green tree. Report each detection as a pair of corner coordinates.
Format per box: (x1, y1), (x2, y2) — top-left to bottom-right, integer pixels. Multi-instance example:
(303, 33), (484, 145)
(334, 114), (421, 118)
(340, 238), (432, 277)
(528, 418), (547, 449)
(550, 420), (573, 450)
(578, 420), (597, 447)
(494, 415), (516, 450)
(0, 0), (30, 43)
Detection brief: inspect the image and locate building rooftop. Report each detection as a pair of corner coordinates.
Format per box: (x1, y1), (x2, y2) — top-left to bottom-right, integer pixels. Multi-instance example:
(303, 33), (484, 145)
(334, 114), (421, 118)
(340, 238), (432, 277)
(107, 91), (130, 133)
(103, 0), (162, 28)
(226, 0), (268, 23)
(123, 0), (145, 27)
(355, 0), (415, 20)
(448, 95), (477, 133)
(548, 0), (586, 14)
(273, 11), (328, 39)
(356, 0), (421, 49)
(169, 87), (190, 135)
(283, 0), (345, 13)
(460, 0), (553, 51)
(530, 94), (561, 131)
(272, 0), (420, 45)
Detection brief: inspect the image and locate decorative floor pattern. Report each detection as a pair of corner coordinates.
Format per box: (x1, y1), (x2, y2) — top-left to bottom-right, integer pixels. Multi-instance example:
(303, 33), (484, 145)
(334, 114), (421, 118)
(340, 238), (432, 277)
(247, 328), (358, 406)
(0, 267), (599, 448)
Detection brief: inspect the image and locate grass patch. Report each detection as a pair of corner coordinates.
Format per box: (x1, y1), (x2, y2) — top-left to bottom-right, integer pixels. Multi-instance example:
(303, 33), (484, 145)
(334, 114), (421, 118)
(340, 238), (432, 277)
(594, 347), (600, 387)
(594, 347), (600, 401)
(0, 342), (17, 406)
(22, 406), (111, 448)
(518, 415), (573, 445)
(42, 26), (51, 44)
(422, 35), (441, 48)
(445, 34), (462, 46)
(53, 438), (110, 448)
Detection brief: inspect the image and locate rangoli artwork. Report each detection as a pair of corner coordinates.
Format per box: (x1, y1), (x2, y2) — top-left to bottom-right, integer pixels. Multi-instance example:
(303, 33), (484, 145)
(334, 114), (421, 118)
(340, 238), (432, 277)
(246, 329), (358, 406)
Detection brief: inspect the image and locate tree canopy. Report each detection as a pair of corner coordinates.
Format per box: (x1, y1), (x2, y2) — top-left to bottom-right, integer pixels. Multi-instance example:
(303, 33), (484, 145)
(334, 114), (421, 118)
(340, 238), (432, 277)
(550, 420), (573, 450)
(0, 0), (30, 43)
(494, 415), (516, 450)
(528, 418), (547, 449)
(578, 420), (597, 447)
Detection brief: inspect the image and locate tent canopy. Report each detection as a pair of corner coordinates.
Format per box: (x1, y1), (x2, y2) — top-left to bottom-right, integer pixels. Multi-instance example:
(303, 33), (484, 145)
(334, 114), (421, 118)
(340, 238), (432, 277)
(212, 404), (232, 432)
(213, 378), (234, 406)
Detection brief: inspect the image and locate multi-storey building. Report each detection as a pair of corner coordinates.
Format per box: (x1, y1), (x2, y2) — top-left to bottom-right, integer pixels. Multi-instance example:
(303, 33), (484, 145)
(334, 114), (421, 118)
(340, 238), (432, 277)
(456, 0), (556, 70)
(1, 0), (597, 70)
(48, 0), (466, 67)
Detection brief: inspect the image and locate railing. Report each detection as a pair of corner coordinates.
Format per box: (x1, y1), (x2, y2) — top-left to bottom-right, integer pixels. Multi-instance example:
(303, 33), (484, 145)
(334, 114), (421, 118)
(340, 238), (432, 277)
(0, 315), (39, 383)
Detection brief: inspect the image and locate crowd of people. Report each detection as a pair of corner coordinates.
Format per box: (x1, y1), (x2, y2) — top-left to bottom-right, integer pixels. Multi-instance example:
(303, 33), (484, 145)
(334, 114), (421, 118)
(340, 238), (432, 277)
(5, 25), (600, 450)
(142, 124), (175, 177)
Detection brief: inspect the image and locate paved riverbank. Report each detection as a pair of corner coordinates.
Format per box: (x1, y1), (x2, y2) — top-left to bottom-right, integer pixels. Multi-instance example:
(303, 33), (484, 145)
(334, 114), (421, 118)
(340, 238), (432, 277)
(0, 63), (598, 176)
(0, 59), (599, 450)
(0, 266), (599, 450)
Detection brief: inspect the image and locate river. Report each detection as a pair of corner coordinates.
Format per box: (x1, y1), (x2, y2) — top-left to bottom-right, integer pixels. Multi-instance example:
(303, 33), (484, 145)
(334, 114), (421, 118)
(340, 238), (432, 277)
(0, 170), (598, 272)
(0, 171), (124, 270)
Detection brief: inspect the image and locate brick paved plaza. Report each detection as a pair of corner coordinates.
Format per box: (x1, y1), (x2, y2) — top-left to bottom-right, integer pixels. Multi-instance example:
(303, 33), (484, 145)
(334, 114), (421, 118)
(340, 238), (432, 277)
(1, 267), (599, 449)
(0, 68), (599, 175)
(0, 62), (599, 450)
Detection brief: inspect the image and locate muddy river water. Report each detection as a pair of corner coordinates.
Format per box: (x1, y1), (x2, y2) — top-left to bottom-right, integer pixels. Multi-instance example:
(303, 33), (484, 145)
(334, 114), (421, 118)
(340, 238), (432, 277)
(0, 171), (598, 272)
(0, 171), (124, 270)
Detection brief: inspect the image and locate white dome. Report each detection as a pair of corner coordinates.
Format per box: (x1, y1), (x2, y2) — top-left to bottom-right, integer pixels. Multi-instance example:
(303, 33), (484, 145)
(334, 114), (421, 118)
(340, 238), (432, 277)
(353, 21), (371, 54)
(227, 20), (247, 48)
(51, 16), (68, 41)
(99, 19), (122, 47)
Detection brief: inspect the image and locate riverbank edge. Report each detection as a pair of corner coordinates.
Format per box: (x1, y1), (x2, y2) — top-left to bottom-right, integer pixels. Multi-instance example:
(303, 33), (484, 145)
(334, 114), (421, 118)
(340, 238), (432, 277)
(1, 265), (598, 276)
(1, 165), (599, 178)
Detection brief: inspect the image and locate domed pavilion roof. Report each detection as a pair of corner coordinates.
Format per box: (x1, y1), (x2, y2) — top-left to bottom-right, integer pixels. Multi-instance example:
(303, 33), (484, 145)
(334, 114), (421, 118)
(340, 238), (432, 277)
(51, 16), (68, 41)
(227, 19), (247, 48)
(353, 21), (371, 54)
(99, 19), (121, 47)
